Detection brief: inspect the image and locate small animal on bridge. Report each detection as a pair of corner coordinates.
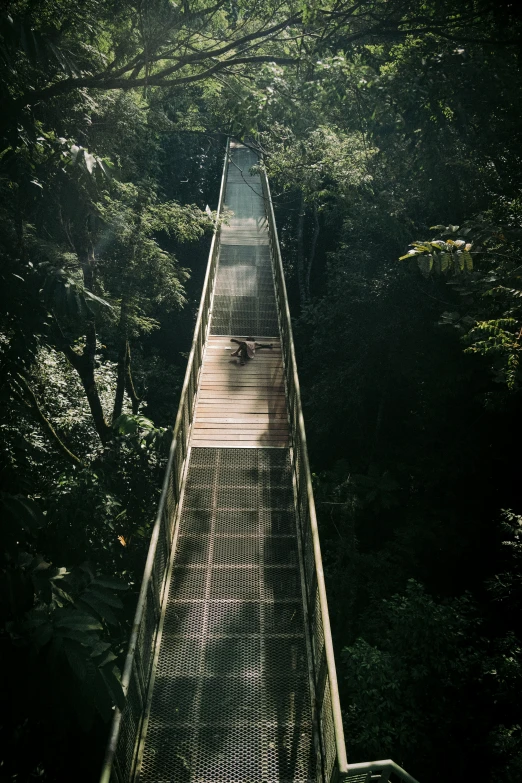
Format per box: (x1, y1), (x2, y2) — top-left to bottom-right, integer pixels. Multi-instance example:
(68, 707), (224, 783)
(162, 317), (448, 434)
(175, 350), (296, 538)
(229, 337), (273, 365)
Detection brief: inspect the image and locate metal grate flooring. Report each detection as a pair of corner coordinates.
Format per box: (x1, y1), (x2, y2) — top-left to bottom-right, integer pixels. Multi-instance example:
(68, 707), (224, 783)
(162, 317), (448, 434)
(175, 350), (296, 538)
(211, 145), (278, 337)
(137, 449), (316, 782)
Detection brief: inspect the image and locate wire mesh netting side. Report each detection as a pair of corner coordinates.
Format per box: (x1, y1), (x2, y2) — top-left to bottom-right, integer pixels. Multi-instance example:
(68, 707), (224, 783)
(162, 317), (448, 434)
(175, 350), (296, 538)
(110, 430), (188, 778)
(294, 436), (335, 783)
(113, 667), (143, 782)
(320, 683), (337, 781)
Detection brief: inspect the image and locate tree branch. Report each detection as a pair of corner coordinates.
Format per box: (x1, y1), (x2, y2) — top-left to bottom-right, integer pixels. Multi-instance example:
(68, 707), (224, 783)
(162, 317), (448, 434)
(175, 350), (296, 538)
(52, 312), (111, 445)
(296, 192), (307, 307)
(104, 11), (299, 81)
(11, 374), (83, 466)
(18, 7), (300, 107)
(124, 341), (141, 415)
(306, 202), (320, 299)
(24, 54), (297, 106)
(112, 340), (127, 424)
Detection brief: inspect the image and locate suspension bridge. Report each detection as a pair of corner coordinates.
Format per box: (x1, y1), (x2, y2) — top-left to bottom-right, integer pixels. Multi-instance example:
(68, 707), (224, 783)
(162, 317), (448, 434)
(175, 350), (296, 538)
(99, 141), (420, 783)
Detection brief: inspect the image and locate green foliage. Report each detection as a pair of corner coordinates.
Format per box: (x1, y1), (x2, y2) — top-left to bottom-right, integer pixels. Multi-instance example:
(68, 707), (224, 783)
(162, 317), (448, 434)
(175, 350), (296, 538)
(342, 582), (491, 768)
(489, 724), (522, 783)
(0, 490), (128, 739)
(0, 492), (46, 554)
(113, 412), (169, 451)
(42, 265), (114, 324)
(350, 467), (400, 511)
(464, 319), (521, 390)
(488, 511), (522, 612)
(95, 181), (212, 336)
(0, 4), (224, 774)
(400, 213), (522, 389)
(263, 123), (376, 203)
(399, 236), (474, 275)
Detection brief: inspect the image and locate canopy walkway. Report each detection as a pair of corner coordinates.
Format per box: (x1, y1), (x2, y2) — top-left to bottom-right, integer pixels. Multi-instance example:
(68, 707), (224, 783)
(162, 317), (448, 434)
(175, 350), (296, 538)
(100, 142), (420, 783)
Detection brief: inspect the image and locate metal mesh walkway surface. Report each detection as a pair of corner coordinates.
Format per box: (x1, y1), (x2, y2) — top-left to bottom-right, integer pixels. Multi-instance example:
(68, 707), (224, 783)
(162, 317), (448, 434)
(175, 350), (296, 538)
(138, 449), (314, 782)
(211, 144), (278, 337)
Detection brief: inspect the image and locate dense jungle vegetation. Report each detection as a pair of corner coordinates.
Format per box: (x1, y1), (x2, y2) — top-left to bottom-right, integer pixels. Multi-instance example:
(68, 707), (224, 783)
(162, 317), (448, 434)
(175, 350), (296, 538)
(1, 0), (522, 780)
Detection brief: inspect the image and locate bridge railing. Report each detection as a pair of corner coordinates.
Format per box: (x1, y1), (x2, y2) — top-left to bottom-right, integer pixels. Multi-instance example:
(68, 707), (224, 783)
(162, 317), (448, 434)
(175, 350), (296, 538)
(345, 759), (421, 783)
(99, 140), (230, 783)
(260, 165), (349, 783)
(260, 162), (421, 783)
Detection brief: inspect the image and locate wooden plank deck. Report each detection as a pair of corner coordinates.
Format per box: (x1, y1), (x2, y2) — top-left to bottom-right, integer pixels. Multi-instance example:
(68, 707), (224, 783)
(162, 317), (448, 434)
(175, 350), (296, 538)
(191, 336), (289, 448)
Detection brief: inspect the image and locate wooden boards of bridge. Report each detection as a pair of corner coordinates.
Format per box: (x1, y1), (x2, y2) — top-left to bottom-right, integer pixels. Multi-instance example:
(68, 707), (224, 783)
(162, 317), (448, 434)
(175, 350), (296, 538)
(191, 336), (289, 448)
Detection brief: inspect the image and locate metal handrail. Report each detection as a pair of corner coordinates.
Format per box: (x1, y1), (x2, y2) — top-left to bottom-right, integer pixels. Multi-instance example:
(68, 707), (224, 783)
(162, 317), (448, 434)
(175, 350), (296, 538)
(99, 139), (230, 783)
(345, 760), (421, 783)
(260, 164), (348, 782)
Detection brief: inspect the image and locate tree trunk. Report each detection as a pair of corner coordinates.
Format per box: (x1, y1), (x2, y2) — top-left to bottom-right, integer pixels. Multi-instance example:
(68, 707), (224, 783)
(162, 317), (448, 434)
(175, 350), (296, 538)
(296, 192), (307, 307)
(112, 297), (129, 423)
(112, 341), (127, 423)
(78, 350), (111, 444)
(81, 247), (111, 443)
(11, 374), (83, 466)
(125, 341), (141, 415)
(305, 202), (320, 300)
(54, 244), (112, 445)
(113, 337), (141, 419)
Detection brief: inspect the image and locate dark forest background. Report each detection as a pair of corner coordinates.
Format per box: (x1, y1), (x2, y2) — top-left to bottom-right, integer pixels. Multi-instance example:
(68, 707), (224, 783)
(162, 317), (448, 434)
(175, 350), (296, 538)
(1, 1), (522, 781)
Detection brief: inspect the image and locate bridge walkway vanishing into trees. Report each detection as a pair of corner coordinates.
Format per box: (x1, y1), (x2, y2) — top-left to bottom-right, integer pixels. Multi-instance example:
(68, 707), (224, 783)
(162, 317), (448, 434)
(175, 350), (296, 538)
(100, 142), (420, 783)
